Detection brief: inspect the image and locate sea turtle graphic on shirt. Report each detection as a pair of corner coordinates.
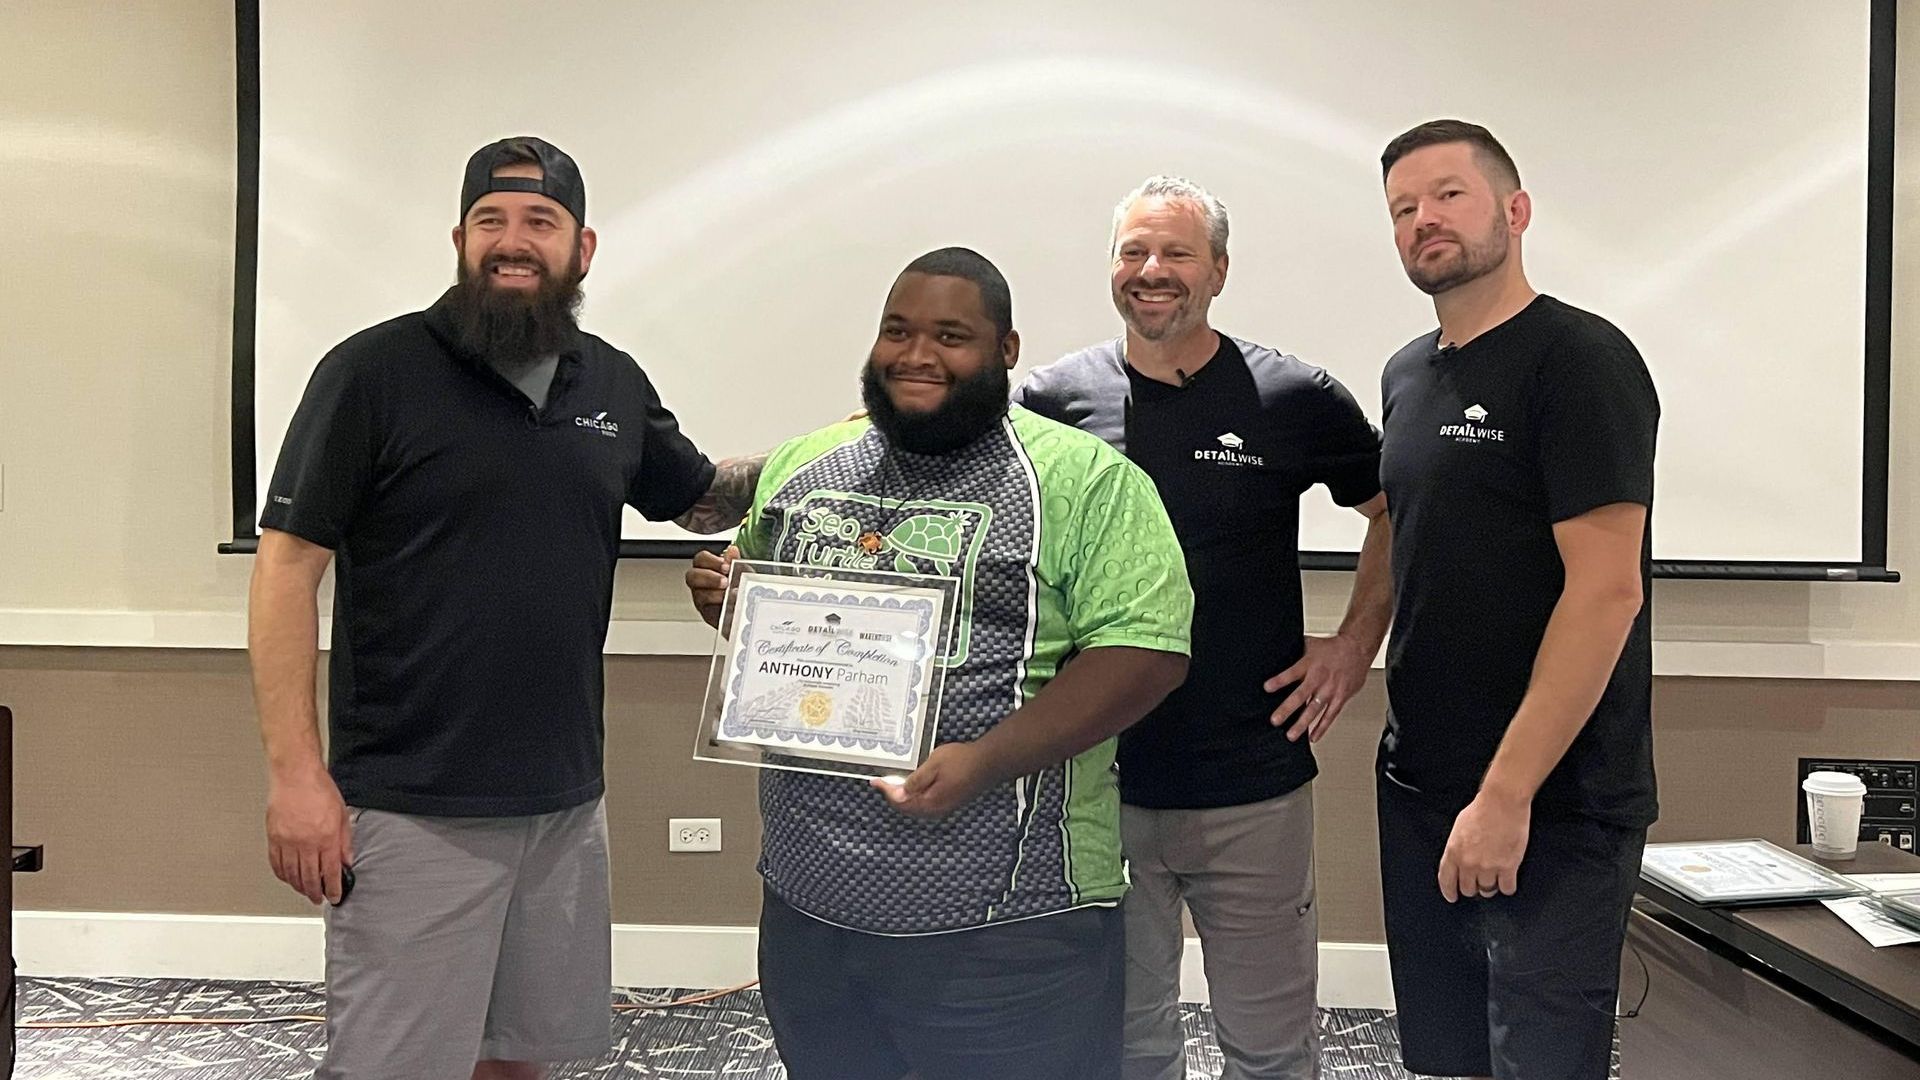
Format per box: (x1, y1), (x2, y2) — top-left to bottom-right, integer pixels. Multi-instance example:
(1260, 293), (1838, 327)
(883, 513), (964, 576)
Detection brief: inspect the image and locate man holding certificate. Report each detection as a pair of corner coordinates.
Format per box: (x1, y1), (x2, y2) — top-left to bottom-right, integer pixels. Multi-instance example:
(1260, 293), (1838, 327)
(687, 247), (1194, 1080)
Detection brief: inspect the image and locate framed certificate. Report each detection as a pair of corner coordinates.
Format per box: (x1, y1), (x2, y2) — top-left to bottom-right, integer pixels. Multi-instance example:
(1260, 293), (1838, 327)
(1640, 839), (1866, 905)
(694, 560), (960, 780)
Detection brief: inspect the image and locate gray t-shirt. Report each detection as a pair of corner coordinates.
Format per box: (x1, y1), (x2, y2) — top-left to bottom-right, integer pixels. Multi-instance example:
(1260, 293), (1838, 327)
(491, 354), (560, 409)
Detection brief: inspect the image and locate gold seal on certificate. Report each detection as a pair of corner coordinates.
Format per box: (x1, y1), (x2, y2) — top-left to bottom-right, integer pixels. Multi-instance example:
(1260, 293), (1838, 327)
(798, 690), (834, 727)
(695, 560), (961, 779)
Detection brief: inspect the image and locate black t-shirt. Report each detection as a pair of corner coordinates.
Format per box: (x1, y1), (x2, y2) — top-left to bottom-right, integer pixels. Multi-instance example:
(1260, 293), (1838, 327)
(1378, 294), (1659, 827)
(1017, 332), (1381, 809)
(261, 292), (716, 816)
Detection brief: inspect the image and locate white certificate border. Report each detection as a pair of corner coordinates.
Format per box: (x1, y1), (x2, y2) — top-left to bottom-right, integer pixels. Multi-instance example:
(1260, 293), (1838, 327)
(716, 575), (942, 765)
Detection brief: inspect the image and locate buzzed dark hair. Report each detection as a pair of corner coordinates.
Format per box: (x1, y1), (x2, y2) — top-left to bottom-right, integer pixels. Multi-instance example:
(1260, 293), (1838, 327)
(900, 247), (1013, 341)
(1380, 119), (1522, 192)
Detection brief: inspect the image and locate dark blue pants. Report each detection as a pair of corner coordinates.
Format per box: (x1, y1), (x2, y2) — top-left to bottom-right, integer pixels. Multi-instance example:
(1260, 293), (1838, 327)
(758, 885), (1125, 1080)
(1378, 775), (1646, 1080)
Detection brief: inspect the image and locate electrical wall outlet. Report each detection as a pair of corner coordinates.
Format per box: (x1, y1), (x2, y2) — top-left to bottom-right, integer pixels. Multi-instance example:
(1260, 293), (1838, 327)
(668, 817), (722, 852)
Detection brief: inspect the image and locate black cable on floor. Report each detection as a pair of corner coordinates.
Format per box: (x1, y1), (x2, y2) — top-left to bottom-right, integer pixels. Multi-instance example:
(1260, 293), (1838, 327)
(1616, 942), (1652, 1020)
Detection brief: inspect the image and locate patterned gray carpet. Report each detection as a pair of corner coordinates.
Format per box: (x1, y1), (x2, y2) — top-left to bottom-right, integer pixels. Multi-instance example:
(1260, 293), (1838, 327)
(11, 977), (1615, 1078)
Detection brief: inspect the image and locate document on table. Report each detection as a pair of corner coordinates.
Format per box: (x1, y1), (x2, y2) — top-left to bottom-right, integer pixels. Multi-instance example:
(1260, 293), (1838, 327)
(1822, 896), (1920, 947)
(1846, 872), (1920, 894)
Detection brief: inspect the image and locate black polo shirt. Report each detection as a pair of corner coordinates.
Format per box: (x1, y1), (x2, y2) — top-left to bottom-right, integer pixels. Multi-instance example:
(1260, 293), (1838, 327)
(1378, 294), (1658, 827)
(1017, 332), (1381, 809)
(261, 291), (715, 817)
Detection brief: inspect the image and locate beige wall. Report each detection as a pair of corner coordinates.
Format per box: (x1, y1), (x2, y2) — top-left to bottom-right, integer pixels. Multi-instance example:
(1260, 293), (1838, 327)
(3, 2), (1916, 944)
(0, 648), (769, 925)
(5, 644), (1917, 943)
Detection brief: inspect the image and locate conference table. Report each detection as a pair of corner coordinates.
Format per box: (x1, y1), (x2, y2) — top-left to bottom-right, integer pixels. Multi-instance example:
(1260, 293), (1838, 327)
(1625, 841), (1920, 1078)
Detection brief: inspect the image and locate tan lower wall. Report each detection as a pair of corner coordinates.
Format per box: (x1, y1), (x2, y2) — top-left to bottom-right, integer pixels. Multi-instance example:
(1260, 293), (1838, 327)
(4, 645), (1915, 943)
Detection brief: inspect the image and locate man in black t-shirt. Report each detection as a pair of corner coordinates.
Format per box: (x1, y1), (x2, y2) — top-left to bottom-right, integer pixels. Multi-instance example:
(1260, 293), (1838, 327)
(249, 137), (763, 1080)
(1017, 176), (1391, 1080)
(1375, 120), (1659, 1080)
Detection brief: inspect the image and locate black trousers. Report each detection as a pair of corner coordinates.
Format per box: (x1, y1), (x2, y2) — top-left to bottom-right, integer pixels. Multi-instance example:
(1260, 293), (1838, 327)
(1378, 775), (1646, 1080)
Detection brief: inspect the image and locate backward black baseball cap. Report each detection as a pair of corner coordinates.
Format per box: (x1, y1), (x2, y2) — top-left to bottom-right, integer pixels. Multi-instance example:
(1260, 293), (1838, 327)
(460, 136), (586, 225)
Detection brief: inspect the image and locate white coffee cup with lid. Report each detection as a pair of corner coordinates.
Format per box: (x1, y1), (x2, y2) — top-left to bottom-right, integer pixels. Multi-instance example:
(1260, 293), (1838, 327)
(1803, 771), (1868, 858)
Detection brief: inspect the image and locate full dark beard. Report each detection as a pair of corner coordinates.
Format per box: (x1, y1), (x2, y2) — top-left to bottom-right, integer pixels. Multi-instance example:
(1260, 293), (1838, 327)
(447, 251), (585, 365)
(861, 359), (1011, 455)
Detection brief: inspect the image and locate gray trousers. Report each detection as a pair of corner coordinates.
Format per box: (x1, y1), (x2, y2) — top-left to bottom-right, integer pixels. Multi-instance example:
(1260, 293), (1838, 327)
(1121, 785), (1318, 1080)
(319, 799), (613, 1080)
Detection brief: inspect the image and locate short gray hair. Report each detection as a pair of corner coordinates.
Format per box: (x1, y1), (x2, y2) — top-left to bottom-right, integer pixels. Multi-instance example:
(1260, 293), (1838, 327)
(1110, 175), (1229, 259)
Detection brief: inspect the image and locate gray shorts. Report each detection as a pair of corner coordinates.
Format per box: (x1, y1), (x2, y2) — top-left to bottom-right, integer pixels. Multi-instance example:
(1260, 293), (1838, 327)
(319, 798), (613, 1079)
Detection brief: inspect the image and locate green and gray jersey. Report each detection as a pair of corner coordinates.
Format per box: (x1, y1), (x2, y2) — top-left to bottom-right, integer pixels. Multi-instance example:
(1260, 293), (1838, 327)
(737, 406), (1192, 935)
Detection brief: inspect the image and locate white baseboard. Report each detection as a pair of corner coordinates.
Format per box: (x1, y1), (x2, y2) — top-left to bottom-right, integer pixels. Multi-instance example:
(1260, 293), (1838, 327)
(14, 912), (328, 981)
(611, 924), (760, 989)
(13, 911), (1395, 1009)
(1176, 937), (1390, 1009)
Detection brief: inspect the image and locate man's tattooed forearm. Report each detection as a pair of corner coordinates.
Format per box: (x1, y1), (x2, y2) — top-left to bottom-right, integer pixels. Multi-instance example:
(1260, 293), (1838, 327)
(674, 452), (768, 534)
